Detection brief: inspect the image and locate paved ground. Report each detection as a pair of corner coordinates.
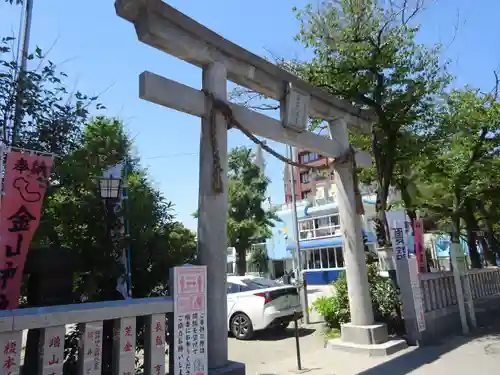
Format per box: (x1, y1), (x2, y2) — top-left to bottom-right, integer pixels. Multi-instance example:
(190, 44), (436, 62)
(231, 285), (500, 374)
(228, 323), (327, 375)
(229, 323), (500, 375)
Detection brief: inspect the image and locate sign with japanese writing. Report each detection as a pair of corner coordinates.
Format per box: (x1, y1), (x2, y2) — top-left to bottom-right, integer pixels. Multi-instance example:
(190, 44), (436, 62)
(173, 266), (207, 375)
(40, 326), (65, 375)
(79, 321), (103, 375)
(0, 151), (53, 309)
(387, 210), (411, 261)
(145, 314), (166, 375)
(408, 258), (426, 332)
(0, 331), (22, 375)
(115, 317), (136, 375)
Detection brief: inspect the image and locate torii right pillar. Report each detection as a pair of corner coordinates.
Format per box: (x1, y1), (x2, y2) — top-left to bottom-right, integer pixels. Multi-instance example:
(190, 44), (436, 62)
(327, 118), (407, 355)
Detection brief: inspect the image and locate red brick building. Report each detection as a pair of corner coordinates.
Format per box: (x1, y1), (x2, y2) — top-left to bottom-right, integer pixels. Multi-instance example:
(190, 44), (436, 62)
(284, 149), (333, 203)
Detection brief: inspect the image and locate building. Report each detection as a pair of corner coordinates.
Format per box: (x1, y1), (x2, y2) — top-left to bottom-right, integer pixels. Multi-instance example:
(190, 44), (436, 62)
(225, 145), (382, 281)
(265, 192), (379, 284)
(284, 149), (332, 203)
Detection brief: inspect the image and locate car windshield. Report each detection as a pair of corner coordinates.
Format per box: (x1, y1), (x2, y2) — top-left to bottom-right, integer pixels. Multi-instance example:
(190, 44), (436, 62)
(241, 278), (282, 291)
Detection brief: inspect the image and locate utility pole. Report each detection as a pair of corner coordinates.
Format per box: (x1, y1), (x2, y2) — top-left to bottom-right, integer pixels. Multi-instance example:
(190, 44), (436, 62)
(287, 144), (309, 323)
(285, 146), (296, 274)
(12, 0), (34, 146)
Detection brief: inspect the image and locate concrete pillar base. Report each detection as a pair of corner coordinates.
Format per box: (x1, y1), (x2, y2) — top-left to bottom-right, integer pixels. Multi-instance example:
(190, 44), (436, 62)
(327, 322), (407, 356)
(341, 322), (389, 345)
(327, 337), (408, 356)
(208, 361), (246, 375)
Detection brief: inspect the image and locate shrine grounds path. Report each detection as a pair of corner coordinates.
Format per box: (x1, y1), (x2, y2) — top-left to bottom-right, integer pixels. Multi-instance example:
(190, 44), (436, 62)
(229, 322), (500, 375)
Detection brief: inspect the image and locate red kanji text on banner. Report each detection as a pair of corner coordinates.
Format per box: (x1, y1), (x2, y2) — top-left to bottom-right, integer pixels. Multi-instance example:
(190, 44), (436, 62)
(0, 151), (53, 309)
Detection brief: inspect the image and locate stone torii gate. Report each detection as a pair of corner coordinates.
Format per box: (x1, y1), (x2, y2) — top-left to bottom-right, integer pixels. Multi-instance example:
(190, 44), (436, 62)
(116, 0), (402, 373)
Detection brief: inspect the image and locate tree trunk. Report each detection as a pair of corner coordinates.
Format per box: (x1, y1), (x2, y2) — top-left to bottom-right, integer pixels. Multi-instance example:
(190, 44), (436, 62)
(476, 200), (498, 266)
(398, 172), (417, 228)
(372, 124), (396, 248)
(466, 228), (482, 269)
(375, 189), (391, 247)
(406, 208), (416, 226)
(235, 246), (247, 276)
(479, 236), (495, 266)
(463, 202), (482, 268)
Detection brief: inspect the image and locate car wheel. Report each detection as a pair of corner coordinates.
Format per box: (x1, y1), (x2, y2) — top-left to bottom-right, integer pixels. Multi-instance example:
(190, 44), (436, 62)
(230, 313), (254, 340)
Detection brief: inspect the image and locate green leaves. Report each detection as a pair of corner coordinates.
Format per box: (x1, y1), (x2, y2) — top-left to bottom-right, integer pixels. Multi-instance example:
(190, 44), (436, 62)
(417, 86), (500, 217)
(312, 264), (401, 333)
(33, 118), (196, 301)
(227, 146), (277, 274)
(248, 245), (269, 274)
(291, 0), (451, 245)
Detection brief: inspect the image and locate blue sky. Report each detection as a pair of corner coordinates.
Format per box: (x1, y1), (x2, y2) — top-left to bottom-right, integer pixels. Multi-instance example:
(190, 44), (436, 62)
(1, 0), (499, 231)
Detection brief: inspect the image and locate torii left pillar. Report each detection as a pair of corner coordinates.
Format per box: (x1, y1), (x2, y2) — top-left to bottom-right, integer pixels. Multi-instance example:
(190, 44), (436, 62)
(197, 62), (245, 375)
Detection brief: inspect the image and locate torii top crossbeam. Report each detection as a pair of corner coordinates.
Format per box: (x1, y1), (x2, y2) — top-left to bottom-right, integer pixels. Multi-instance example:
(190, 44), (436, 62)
(115, 0), (375, 134)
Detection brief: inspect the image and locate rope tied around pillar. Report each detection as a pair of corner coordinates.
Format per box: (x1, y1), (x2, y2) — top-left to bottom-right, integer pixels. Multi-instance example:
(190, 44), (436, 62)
(330, 145), (365, 215)
(208, 99), (224, 194)
(202, 89), (365, 213)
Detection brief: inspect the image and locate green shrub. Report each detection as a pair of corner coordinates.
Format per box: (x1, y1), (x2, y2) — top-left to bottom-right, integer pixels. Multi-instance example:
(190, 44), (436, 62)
(312, 264), (402, 334)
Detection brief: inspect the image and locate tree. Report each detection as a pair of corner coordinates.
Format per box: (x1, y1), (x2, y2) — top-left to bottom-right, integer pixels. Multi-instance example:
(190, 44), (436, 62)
(416, 85), (500, 268)
(227, 147), (277, 275)
(37, 117), (197, 301)
(248, 244), (270, 275)
(39, 117), (196, 375)
(287, 0), (451, 246)
(0, 38), (102, 150)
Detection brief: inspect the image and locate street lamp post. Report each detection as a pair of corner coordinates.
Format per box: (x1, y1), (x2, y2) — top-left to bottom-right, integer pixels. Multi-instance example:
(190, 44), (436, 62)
(99, 161), (132, 299)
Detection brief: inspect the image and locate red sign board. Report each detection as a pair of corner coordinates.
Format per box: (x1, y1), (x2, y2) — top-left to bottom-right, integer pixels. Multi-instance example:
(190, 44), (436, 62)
(414, 219), (425, 273)
(0, 151), (53, 309)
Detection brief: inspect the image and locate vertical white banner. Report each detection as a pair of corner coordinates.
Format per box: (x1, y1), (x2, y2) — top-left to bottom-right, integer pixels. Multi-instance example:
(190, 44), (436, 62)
(387, 210), (410, 262)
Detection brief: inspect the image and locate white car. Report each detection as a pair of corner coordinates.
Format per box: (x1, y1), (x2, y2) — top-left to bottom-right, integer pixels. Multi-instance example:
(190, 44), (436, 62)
(226, 275), (302, 340)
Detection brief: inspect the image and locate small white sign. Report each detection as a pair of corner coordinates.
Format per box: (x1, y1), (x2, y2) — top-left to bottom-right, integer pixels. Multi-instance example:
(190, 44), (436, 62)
(387, 210), (411, 261)
(282, 83), (310, 132)
(173, 266), (208, 375)
(408, 258), (426, 332)
(80, 321), (103, 375)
